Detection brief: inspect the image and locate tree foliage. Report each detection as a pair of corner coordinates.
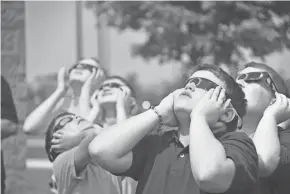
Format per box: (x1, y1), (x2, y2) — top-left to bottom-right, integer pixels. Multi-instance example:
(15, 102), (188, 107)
(87, 1), (290, 68)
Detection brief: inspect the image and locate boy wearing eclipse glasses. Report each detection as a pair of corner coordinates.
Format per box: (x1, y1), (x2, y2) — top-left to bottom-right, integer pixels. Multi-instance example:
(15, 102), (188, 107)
(84, 76), (139, 194)
(87, 76), (138, 128)
(236, 62), (290, 194)
(23, 58), (106, 134)
(45, 112), (127, 194)
(23, 58), (106, 194)
(89, 64), (259, 194)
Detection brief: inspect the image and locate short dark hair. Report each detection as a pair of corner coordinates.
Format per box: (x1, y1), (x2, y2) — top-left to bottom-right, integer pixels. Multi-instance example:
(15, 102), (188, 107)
(191, 64), (247, 131)
(105, 76), (136, 98)
(243, 61), (289, 97)
(45, 112), (75, 162)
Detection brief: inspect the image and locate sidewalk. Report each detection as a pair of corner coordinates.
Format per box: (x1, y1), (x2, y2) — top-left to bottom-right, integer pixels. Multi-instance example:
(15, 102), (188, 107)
(25, 136), (52, 194)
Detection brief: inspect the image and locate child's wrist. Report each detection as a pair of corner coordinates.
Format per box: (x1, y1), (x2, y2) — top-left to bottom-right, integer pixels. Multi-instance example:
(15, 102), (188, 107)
(150, 106), (163, 131)
(190, 110), (205, 119)
(263, 111), (277, 121)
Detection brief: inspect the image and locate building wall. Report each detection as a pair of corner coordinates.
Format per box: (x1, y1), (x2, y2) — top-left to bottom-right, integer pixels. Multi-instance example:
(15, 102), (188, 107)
(25, 1), (183, 92)
(25, 1), (77, 80)
(1, 1), (28, 194)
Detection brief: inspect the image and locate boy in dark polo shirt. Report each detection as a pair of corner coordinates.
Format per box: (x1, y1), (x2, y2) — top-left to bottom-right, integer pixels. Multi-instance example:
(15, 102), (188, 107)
(89, 64), (259, 194)
(236, 62), (290, 194)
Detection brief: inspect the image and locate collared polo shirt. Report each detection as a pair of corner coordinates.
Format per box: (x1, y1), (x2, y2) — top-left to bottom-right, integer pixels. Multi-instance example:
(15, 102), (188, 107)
(53, 147), (124, 194)
(251, 127), (290, 194)
(117, 130), (258, 194)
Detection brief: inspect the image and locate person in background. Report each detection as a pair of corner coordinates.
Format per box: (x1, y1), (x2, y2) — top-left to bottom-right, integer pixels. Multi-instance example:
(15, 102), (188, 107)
(23, 58), (106, 193)
(23, 58), (106, 134)
(236, 62), (290, 194)
(89, 64), (258, 194)
(85, 76), (138, 194)
(87, 76), (138, 127)
(1, 75), (19, 194)
(45, 112), (124, 194)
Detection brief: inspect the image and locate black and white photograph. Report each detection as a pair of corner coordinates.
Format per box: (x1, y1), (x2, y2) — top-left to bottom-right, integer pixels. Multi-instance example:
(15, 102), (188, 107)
(1, 1), (290, 194)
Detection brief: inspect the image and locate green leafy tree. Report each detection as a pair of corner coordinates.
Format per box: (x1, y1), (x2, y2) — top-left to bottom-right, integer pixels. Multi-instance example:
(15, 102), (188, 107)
(87, 1), (290, 71)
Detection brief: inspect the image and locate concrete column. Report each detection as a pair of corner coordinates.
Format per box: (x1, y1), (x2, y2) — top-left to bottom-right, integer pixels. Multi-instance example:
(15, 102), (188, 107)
(97, 14), (111, 74)
(1, 1), (28, 194)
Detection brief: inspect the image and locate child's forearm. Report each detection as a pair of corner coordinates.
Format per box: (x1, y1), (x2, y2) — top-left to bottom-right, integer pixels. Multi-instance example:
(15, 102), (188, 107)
(116, 105), (128, 123)
(74, 128), (100, 174)
(189, 115), (233, 193)
(23, 88), (65, 133)
(253, 114), (280, 177)
(89, 109), (159, 161)
(86, 107), (100, 122)
(79, 90), (92, 118)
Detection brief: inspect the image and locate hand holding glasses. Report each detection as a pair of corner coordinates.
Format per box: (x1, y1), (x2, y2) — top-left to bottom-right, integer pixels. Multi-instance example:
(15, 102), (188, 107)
(57, 66), (70, 93)
(185, 77), (243, 128)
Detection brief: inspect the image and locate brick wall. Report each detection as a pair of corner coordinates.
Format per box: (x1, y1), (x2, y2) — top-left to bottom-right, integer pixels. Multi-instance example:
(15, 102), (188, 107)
(1, 1), (28, 194)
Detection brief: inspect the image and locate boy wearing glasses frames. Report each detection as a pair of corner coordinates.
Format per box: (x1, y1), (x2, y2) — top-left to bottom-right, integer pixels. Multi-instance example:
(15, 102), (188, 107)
(23, 58), (106, 134)
(89, 64), (259, 194)
(24, 58), (106, 193)
(75, 76), (138, 194)
(45, 112), (125, 194)
(87, 76), (138, 127)
(236, 62), (290, 194)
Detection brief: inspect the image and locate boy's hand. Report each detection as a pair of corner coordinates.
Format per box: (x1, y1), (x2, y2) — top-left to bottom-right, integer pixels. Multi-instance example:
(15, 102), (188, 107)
(81, 68), (97, 93)
(95, 67), (105, 84)
(116, 87), (131, 110)
(91, 90), (102, 109)
(155, 89), (183, 127)
(50, 127), (102, 153)
(191, 87), (231, 127)
(264, 93), (290, 124)
(51, 130), (82, 153)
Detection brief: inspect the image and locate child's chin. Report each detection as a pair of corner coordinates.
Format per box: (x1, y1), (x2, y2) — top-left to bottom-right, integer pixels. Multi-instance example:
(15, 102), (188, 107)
(99, 98), (117, 105)
(99, 95), (117, 103)
(174, 100), (191, 112)
(69, 74), (89, 82)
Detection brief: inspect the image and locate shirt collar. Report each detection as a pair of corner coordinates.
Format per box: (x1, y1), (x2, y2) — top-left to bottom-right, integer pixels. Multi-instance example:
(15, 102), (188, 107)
(164, 130), (179, 143)
(164, 130), (189, 153)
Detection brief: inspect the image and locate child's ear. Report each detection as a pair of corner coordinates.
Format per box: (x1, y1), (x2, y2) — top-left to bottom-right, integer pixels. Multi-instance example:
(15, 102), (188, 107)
(220, 107), (235, 123)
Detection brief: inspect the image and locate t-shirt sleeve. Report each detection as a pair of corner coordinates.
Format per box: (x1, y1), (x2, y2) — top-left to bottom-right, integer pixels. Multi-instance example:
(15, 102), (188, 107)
(114, 135), (154, 181)
(53, 148), (86, 192)
(220, 132), (259, 193)
(270, 127), (290, 181)
(1, 76), (18, 123)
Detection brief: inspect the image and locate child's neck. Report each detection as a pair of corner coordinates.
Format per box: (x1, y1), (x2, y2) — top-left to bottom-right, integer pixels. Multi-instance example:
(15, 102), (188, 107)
(239, 115), (260, 137)
(178, 119), (191, 147)
(103, 103), (117, 126)
(66, 82), (84, 113)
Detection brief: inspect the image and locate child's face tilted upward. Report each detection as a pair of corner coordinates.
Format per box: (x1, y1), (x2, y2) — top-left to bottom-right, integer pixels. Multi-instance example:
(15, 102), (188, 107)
(51, 115), (95, 151)
(174, 70), (226, 114)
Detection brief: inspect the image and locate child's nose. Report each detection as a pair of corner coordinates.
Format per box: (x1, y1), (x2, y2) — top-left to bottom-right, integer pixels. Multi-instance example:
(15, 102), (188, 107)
(185, 83), (196, 91)
(236, 79), (246, 88)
